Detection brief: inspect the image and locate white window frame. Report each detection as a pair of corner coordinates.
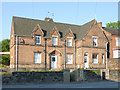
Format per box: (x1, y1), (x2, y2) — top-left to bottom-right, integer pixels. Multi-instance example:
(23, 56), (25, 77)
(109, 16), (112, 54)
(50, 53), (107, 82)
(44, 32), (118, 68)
(93, 53), (98, 64)
(52, 37), (58, 45)
(116, 38), (120, 46)
(34, 52), (41, 64)
(35, 35), (41, 44)
(102, 54), (104, 64)
(67, 38), (72, 46)
(67, 54), (73, 64)
(93, 36), (98, 47)
(113, 50), (120, 58)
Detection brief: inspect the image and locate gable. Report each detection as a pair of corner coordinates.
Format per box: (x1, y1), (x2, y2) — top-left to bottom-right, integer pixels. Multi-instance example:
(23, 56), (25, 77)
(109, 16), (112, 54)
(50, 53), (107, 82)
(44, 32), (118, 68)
(51, 26), (60, 37)
(32, 24), (44, 36)
(65, 28), (74, 38)
(81, 23), (108, 46)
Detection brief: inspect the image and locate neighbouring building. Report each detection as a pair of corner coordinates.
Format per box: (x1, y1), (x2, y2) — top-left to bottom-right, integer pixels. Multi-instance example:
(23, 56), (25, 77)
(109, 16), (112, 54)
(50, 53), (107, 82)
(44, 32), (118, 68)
(101, 27), (120, 70)
(10, 16), (119, 71)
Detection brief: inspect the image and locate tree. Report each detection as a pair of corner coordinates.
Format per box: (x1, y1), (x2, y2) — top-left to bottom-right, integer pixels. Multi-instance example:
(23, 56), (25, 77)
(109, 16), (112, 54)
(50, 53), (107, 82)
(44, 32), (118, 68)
(0, 39), (10, 52)
(106, 21), (120, 29)
(0, 39), (10, 65)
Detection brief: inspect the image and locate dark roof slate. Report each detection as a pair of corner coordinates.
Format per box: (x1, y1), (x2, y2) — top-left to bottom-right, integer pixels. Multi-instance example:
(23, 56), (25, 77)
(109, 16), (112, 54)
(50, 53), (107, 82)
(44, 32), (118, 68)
(13, 16), (96, 40)
(102, 27), (119, 35)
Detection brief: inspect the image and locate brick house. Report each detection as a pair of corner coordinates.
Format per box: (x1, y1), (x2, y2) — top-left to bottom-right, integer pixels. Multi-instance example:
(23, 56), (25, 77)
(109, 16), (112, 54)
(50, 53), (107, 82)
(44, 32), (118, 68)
(10, 16), (119, 71)
(101, 27), (120, 69)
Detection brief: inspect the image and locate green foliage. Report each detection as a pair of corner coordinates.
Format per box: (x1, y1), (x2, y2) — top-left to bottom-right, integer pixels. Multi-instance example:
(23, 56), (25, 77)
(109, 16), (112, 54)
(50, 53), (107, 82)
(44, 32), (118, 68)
(0, 55), (10, 65)
(0, 39), (10, 52)
(40, 76), (44, 80)
(106, 21), (120, 29)
(92, 70), (100, 74)
(0, 64), (7, 68)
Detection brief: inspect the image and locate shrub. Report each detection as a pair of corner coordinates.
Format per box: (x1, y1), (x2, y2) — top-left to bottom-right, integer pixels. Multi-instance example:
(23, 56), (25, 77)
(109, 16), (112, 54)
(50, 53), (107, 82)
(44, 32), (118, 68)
(0, 64), (7, 68)
(1, 55), (10, 65)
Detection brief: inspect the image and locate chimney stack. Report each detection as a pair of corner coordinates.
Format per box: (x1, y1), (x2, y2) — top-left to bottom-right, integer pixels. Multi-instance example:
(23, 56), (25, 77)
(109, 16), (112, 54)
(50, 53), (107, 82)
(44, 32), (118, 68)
(44, 17), (53, 22)
(97, 22), (102, 28)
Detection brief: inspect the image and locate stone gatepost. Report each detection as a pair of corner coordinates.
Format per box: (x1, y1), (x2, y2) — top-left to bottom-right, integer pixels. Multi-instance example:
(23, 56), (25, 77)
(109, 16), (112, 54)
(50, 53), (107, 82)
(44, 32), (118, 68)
(100, 69), (110, 80)
(72, 69), (84, 82)
(63, 69), (70, 82)
(79, 69), (84, 81)
(74, 70), (80, 82)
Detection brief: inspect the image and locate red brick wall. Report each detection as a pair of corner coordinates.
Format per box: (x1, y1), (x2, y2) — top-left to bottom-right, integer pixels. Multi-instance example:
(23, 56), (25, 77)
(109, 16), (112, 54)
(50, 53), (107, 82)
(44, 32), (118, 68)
(10, 22), (107, 70)
(108, 58), (120, 70)
(111, 35), (120, 58)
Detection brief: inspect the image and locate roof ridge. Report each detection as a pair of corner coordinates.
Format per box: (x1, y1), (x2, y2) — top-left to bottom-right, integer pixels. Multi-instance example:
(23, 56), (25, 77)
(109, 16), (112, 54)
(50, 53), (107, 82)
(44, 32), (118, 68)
(13, 16), (82, 27)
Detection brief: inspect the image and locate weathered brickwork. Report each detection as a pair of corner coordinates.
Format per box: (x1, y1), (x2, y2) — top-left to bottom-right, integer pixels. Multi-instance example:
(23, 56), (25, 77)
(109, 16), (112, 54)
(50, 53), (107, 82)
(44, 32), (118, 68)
(10, 17), (119, 71)
(108, 58), (120, 70)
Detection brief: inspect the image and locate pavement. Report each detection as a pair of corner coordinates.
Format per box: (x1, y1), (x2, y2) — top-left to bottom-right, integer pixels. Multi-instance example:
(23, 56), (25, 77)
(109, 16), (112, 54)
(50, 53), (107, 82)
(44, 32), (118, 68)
(2, 80), (120, 88)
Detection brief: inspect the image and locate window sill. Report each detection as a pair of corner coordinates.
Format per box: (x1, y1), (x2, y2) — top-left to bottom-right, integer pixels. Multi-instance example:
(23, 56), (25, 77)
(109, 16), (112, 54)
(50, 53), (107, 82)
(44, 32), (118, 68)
(35, 44), (42, 46)
(93, 63), (98, 64)
(66, 63), (73, 65)
(35, 43), (41, 45)
(34, 63), (41, 64)
(93, 46), (98, 48)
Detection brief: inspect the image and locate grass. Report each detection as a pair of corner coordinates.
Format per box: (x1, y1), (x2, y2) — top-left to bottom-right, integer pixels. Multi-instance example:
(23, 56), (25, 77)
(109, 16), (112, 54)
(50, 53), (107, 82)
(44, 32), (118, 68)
(15, 69), (63, 72)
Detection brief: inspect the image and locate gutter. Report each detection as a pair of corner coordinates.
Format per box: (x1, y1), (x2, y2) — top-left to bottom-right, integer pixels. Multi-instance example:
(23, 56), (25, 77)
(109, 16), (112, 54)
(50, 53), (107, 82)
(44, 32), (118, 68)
(16, 35), (18, 71)
(102, 31), (109, 69)
(74, 40), (76, 70)
(64, 40), (66, 69)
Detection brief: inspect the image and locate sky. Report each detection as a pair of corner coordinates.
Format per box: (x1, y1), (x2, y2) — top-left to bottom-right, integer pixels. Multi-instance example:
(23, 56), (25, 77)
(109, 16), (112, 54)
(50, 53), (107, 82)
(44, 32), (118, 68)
(1, 2), (118, 41)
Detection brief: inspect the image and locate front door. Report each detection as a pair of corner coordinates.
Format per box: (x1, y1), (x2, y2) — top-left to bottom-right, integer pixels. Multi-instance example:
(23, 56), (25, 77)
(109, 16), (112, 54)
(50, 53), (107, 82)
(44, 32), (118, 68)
(84, 53), (89, 68)
(51, 54), (57, 68)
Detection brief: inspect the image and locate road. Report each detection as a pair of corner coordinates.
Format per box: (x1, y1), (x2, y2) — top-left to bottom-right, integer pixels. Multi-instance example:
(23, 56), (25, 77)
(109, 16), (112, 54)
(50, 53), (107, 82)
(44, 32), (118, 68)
(2, 80), (120, 88)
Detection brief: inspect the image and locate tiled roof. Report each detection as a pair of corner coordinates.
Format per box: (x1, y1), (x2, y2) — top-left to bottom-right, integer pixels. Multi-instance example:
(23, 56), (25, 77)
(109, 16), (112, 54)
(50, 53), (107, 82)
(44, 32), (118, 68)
(13, 16), (96, 40)
(102, 27), (119, 35)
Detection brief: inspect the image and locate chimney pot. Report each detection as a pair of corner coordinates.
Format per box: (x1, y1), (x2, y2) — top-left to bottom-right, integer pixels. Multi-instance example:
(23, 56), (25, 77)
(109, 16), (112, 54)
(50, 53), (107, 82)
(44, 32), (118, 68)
(98, 22), (102, 28)
(44, 17), (53, 22)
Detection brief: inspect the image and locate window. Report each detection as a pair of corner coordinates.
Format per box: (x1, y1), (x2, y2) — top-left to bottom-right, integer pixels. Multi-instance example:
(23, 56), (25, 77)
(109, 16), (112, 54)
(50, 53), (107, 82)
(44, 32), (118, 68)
(34, 52), (41, 63)
(116, 38), (120, 46)
(113, 50), (120, 58)
(67, 54), (73, 64)
(19, 37), (21, 42)
(35, 36), (41, 44)
(67, 38), (72, 46)
(93, 37), (97, 47)
(102, 54), (104, 64)
(52, 37), (58, 45)
(93, 54), (98, 64)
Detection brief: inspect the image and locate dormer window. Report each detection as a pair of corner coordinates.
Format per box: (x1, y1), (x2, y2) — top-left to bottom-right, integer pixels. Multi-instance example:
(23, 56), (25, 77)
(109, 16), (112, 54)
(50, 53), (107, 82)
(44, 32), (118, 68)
(35, 35), (41, 44)
(67, 38), (72, 46)
(52, 37), (58, 45)
(93, 37), (97, 47)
